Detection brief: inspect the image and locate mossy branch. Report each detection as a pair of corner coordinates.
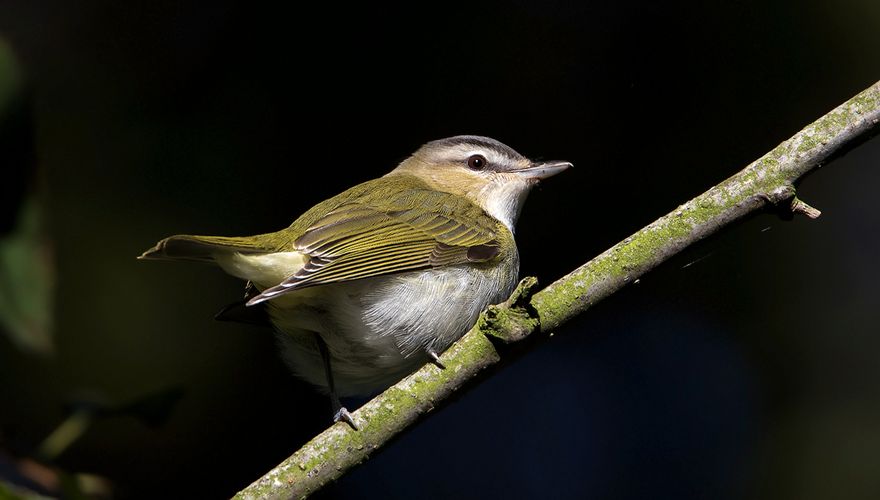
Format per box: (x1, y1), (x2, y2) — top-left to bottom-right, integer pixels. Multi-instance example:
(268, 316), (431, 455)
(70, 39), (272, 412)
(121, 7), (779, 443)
(235, 80), (880, 500)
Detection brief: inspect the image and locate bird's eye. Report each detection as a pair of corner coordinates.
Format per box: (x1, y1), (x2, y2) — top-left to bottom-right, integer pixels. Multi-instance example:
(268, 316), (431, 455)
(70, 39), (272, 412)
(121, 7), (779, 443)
(467, 154), (487, 170)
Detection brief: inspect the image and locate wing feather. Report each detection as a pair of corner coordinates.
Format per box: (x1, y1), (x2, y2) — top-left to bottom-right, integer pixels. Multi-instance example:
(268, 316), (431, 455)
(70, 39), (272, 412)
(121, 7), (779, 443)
(247, 189), (503, 305)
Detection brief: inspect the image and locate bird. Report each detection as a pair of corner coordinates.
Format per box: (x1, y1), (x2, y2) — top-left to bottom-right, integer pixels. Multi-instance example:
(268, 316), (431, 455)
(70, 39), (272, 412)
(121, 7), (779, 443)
(139, 135), (570, 428)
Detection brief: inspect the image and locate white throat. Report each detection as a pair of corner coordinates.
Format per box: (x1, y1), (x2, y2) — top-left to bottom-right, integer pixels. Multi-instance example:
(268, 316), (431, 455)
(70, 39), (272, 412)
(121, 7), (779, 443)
(474, 177), (532, 232)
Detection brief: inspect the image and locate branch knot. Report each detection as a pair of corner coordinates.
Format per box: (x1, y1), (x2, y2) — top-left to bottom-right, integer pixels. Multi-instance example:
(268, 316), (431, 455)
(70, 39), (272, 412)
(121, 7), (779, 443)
(761, 185), (822, 220)
(478, 276), (541, 343)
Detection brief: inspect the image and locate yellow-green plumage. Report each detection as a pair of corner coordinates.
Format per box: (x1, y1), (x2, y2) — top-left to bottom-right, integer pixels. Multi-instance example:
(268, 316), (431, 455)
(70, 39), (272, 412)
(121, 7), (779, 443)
(140, 135), (568, 400)
(140, 175), (507, 291)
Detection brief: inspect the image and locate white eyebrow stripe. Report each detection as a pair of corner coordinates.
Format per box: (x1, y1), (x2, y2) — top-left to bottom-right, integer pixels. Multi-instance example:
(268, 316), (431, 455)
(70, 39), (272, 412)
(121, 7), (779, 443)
(463, 149), (508, 165)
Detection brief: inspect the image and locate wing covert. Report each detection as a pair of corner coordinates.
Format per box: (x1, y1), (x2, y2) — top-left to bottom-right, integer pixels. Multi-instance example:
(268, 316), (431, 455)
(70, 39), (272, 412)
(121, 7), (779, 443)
(247, 189), (502, 305)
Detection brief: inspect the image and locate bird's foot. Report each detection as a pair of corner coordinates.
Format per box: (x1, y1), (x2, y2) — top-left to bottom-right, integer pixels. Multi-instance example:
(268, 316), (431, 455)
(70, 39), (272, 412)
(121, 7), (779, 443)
(427, 349), (445, 369)
(333, 406), (358, 430)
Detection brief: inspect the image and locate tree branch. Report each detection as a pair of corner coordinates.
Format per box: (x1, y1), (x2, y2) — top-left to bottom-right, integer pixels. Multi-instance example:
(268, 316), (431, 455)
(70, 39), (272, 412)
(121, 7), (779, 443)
(235, 80), (880, 499)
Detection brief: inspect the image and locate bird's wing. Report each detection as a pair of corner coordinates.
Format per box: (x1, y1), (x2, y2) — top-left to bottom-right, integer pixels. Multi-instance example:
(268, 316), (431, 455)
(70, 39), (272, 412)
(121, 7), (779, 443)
(247, 188), (502, 305)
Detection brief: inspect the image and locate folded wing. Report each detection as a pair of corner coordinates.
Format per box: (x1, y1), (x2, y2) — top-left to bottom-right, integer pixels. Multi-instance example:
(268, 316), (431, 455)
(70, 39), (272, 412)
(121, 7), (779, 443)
(247, 189), (501, 305)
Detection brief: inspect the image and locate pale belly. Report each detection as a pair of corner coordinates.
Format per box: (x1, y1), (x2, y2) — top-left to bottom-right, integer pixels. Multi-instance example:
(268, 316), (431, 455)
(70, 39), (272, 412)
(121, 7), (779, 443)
(266, 261), (518, 396)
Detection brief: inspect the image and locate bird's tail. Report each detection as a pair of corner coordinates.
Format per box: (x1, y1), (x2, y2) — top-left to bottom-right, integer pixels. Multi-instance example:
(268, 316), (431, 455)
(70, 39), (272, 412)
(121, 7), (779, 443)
(138, 234), (272, 264)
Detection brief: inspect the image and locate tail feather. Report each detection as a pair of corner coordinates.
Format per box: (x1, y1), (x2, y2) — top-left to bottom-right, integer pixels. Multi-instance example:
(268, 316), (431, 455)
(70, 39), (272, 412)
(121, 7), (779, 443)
(138, 235), (272, 263)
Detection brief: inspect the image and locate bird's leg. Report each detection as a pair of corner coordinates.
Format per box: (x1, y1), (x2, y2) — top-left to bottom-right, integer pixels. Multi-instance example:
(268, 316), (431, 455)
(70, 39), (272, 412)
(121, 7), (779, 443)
(314, 333), (358, 430)
(427, 349), (445, 369)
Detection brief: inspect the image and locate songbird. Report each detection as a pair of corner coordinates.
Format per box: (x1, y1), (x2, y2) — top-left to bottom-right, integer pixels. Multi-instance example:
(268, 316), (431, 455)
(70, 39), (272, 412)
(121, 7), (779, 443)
(139, 135), (570, 427)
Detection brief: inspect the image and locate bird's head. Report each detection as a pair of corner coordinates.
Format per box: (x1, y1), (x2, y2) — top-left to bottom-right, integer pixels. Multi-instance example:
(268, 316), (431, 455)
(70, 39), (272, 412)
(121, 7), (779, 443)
(388, 135), (571, 230)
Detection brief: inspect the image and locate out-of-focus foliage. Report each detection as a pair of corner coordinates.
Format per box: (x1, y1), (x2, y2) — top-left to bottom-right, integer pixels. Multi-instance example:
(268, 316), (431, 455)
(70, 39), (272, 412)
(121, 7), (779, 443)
(0, 478), (52, 500)
(0, 195), (54, 355)
(0, 41), (53, 356)
(0, 39), (22, 117)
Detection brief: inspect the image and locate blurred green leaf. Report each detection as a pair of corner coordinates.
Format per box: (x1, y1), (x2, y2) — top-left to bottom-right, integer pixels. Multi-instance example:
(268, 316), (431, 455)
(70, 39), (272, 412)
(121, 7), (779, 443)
(36, 409), (92, 462)
(0, 195), (55, 354)
(0, 478), (52, 500)
(0, 39), (23, 121)
(0, 38), (48, 354)
(35, 387), (186, 461)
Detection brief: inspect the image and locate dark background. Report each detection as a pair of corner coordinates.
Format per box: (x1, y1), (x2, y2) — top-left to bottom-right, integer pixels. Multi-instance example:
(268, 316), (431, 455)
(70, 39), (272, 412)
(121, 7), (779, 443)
(1, 1), (879, 498)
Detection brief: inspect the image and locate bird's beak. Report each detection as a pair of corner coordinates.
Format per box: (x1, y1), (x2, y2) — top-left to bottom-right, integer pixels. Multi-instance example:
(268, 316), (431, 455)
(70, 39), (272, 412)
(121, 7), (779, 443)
(515, 160), (573, 181)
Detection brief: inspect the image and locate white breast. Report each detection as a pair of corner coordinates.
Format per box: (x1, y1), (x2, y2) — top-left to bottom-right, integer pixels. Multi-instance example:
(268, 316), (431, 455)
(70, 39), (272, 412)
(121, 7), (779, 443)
(270, 254), (520, 396)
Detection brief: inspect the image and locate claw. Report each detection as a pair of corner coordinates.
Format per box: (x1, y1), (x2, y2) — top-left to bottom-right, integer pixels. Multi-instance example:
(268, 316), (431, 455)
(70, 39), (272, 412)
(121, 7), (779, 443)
(427, 350), (445, 369)
(333, 406), (358, 430)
